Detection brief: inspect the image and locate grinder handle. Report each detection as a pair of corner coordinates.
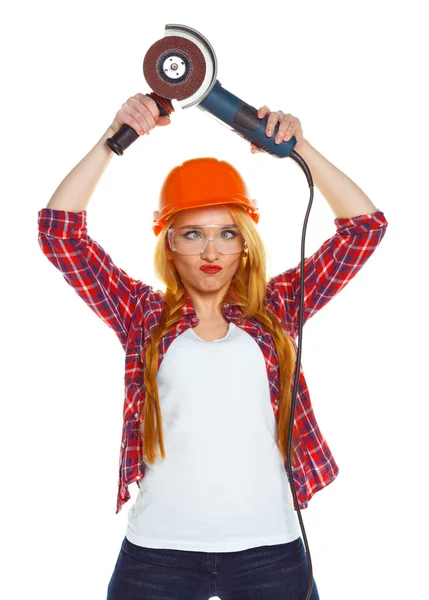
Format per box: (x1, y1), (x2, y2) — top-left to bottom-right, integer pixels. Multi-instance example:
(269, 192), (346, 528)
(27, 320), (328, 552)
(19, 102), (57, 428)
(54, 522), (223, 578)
(106, 93), (172, 156)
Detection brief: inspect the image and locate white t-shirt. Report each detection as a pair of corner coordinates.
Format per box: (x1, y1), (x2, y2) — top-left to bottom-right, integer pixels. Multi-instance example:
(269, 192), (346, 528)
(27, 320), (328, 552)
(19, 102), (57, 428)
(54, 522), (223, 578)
(125, 320), (301, 552)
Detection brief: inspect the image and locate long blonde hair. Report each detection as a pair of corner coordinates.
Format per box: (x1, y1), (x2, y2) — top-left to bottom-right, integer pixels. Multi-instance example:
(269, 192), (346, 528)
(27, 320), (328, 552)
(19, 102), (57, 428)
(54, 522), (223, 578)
(140, 203), (298, 466)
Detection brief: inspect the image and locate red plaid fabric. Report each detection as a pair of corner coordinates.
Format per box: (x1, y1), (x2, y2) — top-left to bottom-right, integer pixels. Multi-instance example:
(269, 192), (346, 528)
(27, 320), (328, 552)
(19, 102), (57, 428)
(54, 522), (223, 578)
(38, 207), (388, 513)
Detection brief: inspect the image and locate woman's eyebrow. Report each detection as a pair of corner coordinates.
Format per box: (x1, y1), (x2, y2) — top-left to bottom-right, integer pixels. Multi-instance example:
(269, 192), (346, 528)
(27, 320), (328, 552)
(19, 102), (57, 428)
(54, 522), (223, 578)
(179, 224), (239, 228)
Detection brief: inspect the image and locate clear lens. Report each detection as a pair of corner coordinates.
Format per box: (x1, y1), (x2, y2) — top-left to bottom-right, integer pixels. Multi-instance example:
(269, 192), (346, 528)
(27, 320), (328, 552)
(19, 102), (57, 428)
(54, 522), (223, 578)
(171, 226), (245, 255)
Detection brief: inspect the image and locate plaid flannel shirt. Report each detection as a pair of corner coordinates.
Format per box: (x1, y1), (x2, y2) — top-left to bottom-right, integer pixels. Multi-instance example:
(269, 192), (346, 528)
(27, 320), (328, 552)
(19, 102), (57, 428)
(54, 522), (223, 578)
(38, 207), (388, 513)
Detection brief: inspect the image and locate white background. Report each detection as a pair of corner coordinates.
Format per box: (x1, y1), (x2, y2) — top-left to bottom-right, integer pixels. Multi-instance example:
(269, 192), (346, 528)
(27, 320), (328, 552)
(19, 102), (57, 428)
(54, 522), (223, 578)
(1, 1), (428, 598)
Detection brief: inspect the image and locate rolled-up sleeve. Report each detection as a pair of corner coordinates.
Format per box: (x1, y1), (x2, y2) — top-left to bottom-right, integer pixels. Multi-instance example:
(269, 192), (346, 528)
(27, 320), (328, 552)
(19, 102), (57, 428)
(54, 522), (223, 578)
(38, 208), (151, 350)
(265, 209), (388, 334)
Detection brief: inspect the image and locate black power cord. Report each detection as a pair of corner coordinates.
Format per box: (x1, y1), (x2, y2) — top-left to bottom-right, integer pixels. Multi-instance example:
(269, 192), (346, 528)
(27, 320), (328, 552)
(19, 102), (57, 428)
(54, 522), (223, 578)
(286, 149), (315, 600)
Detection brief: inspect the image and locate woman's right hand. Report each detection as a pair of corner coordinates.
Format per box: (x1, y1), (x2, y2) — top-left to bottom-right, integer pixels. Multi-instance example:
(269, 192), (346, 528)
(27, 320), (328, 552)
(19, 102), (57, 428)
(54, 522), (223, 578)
(109, 93), (171, 136)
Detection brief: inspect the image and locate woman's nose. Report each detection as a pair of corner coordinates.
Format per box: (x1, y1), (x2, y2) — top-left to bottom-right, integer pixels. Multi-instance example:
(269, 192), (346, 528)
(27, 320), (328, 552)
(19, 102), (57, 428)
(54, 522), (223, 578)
(201, 238), (220, 255)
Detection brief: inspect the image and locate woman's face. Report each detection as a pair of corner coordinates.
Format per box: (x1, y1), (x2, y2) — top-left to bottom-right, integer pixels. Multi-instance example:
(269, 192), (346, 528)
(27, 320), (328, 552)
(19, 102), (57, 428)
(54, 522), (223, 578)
(165, 205), (244, 295)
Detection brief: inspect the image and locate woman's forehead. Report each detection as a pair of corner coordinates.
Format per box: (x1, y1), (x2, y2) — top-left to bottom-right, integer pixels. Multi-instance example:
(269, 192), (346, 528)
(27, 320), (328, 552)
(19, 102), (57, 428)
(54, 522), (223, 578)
(172, 205), (235, 226)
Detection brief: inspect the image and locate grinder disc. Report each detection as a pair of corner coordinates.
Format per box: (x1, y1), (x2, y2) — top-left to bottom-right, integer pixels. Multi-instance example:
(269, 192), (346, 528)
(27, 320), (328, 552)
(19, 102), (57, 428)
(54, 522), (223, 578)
(143, 36), (207, 100)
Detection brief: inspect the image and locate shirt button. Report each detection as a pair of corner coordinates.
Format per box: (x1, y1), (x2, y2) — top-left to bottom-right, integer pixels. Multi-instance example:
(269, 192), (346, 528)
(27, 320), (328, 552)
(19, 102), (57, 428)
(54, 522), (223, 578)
(192, 317), (198, 322)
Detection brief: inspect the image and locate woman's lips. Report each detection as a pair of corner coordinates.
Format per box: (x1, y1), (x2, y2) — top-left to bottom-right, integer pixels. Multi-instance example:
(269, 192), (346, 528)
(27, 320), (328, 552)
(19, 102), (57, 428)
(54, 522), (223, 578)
(200, 265), (223, 273)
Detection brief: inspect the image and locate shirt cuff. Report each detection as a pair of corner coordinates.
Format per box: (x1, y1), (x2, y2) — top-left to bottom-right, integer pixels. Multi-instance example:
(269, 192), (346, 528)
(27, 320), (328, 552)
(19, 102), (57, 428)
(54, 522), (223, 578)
(334, 209), (388, 235)
(37, 208), (88, 239)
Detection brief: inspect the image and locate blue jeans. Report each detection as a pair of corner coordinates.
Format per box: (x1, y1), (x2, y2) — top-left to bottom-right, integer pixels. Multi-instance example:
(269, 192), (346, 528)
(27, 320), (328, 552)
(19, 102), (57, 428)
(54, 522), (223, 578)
(107, 535), (320, 600)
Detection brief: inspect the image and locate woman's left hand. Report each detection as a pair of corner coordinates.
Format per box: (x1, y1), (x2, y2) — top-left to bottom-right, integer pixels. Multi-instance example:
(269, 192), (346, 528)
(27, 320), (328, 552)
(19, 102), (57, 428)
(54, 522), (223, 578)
(250, 106), (307, 153)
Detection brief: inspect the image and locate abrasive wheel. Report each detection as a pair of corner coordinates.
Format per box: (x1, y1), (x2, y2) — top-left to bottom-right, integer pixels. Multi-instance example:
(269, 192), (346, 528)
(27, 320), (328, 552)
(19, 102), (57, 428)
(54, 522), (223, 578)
(106, 24), (218, 155)
(143, 35), (207, 100)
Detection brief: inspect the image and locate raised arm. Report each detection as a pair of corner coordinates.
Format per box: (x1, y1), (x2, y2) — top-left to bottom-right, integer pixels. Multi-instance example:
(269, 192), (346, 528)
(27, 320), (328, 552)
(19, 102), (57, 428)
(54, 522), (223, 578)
(38, 94), (171, 348)
(266, 210), (388, 335)
(45, 93), (170, 212)
(263, 136), (388, 335)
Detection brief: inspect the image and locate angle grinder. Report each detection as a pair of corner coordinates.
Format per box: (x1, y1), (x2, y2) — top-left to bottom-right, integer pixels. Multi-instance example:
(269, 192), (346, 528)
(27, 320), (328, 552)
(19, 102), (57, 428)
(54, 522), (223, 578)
(107, 24), (316, 600)
(106, 23), (307, 168)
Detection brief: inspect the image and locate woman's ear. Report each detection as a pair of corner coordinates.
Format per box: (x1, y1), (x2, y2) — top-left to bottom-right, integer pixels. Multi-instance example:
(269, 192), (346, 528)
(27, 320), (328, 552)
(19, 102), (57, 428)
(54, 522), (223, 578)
(164, 238), (172, 260)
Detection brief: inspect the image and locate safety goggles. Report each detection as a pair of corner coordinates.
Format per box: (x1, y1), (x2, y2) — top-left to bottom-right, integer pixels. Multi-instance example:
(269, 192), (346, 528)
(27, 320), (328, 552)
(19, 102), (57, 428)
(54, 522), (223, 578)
(167, 224), (247, 256)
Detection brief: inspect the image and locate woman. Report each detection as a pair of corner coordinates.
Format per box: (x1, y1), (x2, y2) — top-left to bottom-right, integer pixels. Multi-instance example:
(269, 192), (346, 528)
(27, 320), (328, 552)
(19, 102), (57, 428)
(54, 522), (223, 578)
(38, 94), (388, 600)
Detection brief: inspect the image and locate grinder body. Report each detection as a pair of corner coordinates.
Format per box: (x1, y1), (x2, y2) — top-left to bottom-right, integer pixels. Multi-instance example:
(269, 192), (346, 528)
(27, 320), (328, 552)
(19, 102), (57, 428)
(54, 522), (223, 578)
(199, 80), (296, 157)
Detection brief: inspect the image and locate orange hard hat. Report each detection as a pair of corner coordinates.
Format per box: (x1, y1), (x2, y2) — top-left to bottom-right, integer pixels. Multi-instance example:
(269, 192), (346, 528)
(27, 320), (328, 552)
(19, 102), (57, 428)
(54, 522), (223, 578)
(152, 157), (260, 236)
